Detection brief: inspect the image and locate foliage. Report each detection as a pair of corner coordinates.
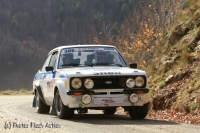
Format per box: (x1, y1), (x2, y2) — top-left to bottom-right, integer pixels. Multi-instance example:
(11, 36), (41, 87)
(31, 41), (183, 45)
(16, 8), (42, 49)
(93, 12), (104, 25)
(74, 1), (82, 18)
(91, 0), (186, 69)
(10, 15), (18, 31)
(147, 109), (200, 124)
(158, 81), (166, 89)
(121, 4), (129, 15)
(0, 0), (125, 90)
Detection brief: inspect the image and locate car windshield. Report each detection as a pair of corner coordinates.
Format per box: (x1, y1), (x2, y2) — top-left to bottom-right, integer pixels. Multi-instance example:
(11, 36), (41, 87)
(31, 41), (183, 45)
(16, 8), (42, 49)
(58, 47), (127, 68)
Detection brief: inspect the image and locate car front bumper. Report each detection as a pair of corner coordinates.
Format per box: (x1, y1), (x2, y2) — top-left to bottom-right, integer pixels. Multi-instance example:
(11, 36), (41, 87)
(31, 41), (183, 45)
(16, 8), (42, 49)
(64, 92), (149, 108)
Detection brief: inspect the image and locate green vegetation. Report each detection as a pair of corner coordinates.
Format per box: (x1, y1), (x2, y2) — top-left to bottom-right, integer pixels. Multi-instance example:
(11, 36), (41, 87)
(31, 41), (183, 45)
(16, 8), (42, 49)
(149, 88), (156, 97)
(10, 15), (18, 31)
(189, 102), (198, 112)
(74, 1), (82, 18)
(158, 81), (166, 89)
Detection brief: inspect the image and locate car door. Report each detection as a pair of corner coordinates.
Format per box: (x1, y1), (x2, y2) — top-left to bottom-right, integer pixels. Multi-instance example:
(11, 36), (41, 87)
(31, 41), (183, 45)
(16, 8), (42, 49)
(43, 51), (58, 103)
(38, 54), (52, 103)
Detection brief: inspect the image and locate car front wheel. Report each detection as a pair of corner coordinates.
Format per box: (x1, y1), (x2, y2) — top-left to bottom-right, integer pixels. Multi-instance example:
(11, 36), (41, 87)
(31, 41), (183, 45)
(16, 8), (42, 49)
(129, 102), (149, 119)
(54, 90), (74, 119)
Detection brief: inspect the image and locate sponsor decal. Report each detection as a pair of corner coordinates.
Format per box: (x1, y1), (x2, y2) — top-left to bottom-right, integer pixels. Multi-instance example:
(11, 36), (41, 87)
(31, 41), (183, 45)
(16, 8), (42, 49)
(45, 74), (53, 79)
(61, 47), (118, 55)
(104, 48), (114, 51)
(56, 71), (60, 78)
(78, 104), (85, 108)
(94, 97), (123, 104)
(40, 74), (46, 80)
(64, 49), (75, 53)
(131, 103), (137, 106)
(102, 98), (115, 103)
(94, 72), (121, 75)
(60, 74), (69, 78)
(82, 104), (85, 108)
(78, 47), (99, 50)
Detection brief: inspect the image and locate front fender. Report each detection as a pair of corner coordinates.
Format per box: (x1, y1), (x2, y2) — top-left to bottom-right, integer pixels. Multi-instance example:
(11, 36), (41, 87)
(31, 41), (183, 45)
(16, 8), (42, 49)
(55, 80), (70, 106)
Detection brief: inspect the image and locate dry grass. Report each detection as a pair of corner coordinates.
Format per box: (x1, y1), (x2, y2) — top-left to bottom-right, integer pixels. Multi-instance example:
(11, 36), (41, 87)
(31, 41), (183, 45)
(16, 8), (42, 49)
(0, 89), (32, 95)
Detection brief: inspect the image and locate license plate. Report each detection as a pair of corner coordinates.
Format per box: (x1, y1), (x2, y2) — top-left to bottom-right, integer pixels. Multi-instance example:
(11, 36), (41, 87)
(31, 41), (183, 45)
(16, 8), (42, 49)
(94, 97), (123, 104)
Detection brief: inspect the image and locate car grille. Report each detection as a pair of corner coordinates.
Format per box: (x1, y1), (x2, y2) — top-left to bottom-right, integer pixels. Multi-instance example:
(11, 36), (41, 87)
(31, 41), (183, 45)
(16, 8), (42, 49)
(70, 76), (146, 90)
(91, 77), (124, 89)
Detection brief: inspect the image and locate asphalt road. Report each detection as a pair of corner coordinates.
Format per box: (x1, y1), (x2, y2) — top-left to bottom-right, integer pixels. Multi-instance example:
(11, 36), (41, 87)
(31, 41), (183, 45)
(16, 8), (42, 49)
(0, 95), (199, 133)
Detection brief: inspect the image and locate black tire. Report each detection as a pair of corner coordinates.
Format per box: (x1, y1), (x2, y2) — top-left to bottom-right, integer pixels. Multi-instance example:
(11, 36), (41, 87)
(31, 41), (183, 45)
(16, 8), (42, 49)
(129, 102), (149, 120)
(54, 90), (74, 119)
(36, 91), (50, 114)
(103, 108), (116, 115)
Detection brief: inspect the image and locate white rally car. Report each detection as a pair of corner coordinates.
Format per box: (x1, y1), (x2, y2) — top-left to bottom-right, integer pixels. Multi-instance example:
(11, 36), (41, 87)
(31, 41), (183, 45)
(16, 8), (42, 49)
(32, 44), (149, 119)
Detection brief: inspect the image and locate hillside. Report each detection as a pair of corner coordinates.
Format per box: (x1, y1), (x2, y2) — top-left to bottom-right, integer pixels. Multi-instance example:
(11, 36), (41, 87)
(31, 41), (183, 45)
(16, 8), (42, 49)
(147, 0), (200, 124)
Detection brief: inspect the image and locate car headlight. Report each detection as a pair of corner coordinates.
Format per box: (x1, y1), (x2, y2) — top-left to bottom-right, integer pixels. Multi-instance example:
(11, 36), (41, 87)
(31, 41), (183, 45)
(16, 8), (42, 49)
(135, 76), (144, 87)
(81, 94), (92, 104)
(71, 78), (82, 89)
(129, 93), (139, 103)
(84, 78), (94, 89)
(126, 78), (135, 88)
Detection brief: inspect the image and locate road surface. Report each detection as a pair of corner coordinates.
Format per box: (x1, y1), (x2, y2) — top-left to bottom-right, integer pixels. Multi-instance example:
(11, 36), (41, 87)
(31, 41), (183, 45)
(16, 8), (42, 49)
(0, 95), (199, 133)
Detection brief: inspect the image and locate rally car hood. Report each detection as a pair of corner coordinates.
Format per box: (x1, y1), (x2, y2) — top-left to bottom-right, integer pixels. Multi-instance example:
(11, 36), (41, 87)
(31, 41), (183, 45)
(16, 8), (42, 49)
(57, 66), (146, 78)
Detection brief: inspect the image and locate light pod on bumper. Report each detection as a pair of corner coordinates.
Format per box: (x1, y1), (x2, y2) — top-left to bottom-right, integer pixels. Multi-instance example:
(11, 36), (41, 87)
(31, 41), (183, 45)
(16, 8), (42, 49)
(71, 78), (82, 89)
(129, 93), (139, 103)
(135, 76), (144, 87)
(84, 78), (94, 89)
(81, 94), (92, 104)
(126, 78), (135, 88)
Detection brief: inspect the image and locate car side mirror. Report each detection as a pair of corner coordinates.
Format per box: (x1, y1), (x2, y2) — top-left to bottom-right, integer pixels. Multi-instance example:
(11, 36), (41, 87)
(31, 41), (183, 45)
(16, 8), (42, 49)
(130, 63), (137, 68)
(45, 66), (54, 72)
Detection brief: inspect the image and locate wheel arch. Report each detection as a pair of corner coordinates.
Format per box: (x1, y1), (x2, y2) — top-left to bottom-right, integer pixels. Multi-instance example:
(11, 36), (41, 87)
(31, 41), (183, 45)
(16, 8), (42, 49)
(54, 86), (58, 96)
(34, 84), (47, 105)
(54, 80), (70, 106)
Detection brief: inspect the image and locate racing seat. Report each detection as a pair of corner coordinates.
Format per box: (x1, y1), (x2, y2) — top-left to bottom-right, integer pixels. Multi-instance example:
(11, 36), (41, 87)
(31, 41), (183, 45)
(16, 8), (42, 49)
(106, 54), (114, 64)
(86, 54), (95, 64)
(73, 58), (80, 64)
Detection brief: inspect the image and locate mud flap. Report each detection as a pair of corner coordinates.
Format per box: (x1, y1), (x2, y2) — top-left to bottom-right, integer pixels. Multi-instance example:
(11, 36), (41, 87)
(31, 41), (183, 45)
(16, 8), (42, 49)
(35, 85), (47, 104)
(32, 96), (36, 107)
(49, 99), (56, 115)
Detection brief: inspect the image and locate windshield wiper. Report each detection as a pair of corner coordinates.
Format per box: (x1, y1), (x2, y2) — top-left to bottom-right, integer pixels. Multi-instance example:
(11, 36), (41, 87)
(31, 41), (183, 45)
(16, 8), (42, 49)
(112, 64), (122, 67)
(62, 63), (79, 66)
(88, 63), (122, 67)
(86, 63), (95, 67)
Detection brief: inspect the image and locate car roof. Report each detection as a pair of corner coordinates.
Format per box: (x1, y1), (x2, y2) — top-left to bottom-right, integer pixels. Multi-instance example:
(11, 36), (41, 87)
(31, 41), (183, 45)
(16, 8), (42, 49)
(48, 44), (116, 55)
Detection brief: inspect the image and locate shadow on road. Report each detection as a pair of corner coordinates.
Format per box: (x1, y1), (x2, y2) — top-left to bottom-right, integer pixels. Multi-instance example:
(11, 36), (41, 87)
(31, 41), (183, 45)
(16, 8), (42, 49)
(50, 113), (179, 126)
